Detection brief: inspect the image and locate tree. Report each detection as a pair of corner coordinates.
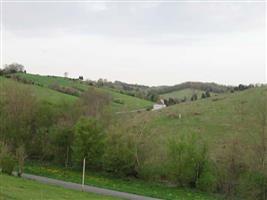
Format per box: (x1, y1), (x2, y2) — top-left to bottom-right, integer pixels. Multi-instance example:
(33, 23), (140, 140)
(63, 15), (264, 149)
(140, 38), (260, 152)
(167, 133), (208, 188)
(73, 117), (105, 169)
(16, 145), (27, 177)
(205, 91), (211, 98)
(201, 93), (206, 99)
(191, 93), (198, 101)
(0, 81), (36, 149)
(3, 63), (25, 74)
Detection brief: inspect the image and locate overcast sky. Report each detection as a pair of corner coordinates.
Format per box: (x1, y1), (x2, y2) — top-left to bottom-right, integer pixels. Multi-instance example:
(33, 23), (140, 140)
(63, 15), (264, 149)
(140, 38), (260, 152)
(1, 0), (266, 86)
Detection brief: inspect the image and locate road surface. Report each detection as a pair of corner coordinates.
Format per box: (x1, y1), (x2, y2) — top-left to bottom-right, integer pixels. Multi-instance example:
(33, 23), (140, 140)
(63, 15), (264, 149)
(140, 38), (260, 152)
(22, 173), (162, 200)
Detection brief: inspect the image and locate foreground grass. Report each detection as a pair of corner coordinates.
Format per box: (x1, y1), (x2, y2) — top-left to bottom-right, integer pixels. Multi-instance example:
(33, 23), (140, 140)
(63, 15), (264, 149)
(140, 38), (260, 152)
(0, 173), (121, 200)
(25, 163), (219, 200)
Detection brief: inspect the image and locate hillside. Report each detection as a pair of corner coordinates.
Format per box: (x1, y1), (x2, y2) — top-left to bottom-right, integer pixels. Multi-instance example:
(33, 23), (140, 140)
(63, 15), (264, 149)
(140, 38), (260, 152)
(119, 86), (266, 157)
(160, 88), (214, 100)
(150, 82), (230, 95)
(1, 73), (153, 112)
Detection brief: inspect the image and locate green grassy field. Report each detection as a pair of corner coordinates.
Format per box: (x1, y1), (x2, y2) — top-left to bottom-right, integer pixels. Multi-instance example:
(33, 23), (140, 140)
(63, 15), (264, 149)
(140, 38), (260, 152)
(1, 74), (153, 111)
(0, 76), (77, 105)
(125, 86), (267, 155)
(24, 163), (219, 200)
(160, 88), (213, 100)
(0, 173), (121, 200)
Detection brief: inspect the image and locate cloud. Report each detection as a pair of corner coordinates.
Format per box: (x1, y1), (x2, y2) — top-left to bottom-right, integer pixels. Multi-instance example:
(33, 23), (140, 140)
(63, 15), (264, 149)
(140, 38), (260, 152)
(2, 1), (266, 85)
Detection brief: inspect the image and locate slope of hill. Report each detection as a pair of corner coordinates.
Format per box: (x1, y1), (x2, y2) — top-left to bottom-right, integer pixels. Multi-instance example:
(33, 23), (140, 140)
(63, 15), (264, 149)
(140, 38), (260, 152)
(2, 73), (153, 112)
(115, 86), (266, 183)
(160, 88), (214, 100)
(127, 86), (265, 143)
(0, 76), (77, 105)
(150, 82), (230, 95)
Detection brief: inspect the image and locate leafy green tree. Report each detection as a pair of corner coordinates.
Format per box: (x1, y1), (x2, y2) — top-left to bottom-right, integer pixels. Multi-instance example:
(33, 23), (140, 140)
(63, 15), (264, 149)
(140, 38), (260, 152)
(201, 93), (206, 99)
(205, 90), (211, 98)
(191, 93), (198, 101)
(167, 133), (208, 188)
(103, 128), (136, 177)
(73, 117), (105, 169)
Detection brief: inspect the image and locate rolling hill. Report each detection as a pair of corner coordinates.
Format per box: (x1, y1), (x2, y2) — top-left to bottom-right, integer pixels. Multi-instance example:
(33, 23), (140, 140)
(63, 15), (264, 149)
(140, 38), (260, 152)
(119, 86), (266, 155)
(160, 88), (214, 100)
(1, 73), (153, 112)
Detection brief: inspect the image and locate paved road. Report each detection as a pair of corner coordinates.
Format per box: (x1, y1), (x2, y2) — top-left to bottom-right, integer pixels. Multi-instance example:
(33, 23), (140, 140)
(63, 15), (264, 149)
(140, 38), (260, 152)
(22, 173), (162, 200)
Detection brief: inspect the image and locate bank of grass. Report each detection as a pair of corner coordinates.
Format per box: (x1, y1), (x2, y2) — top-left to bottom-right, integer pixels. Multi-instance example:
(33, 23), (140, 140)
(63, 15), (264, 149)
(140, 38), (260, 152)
(24, 162), (220, 200)
(0, 173), (121, 200)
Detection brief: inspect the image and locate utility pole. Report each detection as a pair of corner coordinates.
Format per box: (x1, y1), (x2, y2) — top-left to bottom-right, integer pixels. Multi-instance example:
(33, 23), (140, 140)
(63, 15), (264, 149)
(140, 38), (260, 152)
(82, 157), (86, 191)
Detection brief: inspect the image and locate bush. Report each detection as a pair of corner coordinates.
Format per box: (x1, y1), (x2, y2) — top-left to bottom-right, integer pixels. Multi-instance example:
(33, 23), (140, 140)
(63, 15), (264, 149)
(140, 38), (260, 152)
(73, 117), (105, 169)
(0, 153), (16, 175)
(167, 133), (208, 188)
(196, 161), (218, 193)
(238, 171), (267, 200)
(113, 99), (124, 105)
(103, 130), (137, 177)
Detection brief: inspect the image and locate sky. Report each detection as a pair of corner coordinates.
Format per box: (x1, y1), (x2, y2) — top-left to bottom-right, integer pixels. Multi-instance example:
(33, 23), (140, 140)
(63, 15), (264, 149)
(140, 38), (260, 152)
(1, 0), (266, 86)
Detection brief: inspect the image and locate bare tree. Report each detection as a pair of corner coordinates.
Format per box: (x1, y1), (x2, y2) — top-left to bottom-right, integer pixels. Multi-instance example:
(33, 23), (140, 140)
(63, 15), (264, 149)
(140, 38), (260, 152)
(16, 145), (27, 177)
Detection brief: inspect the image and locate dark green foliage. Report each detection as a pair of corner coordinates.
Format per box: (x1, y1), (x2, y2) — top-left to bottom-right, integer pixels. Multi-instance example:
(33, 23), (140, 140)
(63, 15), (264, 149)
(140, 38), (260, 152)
(73, 117), (105, 169)
(103, 130), (136, 177)
(52, 127), (74, 167)
(2, 63), (25, 74)
(167, 134), (208, 188)
(205, 91), (211, 98)
(196, 161), (218, 193)
(191, 93), (198, 101)
(113, 98), (124, 105)
(201, 93), (206, 99)
(0, 154), (16, 175)
(238, 171), (267, 200)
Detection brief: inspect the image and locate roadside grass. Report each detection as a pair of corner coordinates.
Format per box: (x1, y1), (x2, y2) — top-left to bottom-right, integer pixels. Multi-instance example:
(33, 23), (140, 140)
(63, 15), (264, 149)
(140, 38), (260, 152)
(0, 173), (121, 200)
(24, 162), (220, 200)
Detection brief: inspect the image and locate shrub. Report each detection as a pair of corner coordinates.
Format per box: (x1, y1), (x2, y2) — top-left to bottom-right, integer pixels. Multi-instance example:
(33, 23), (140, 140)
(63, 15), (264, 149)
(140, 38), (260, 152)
(0, 154), (16, 175)
(196, 161), (218, 193)
(103, 130), (136, 177)
(73, 117), (105, 169)
(238, 171), (267, 200)
(167, 133), (208, 188)
(113, 99), (124, 105)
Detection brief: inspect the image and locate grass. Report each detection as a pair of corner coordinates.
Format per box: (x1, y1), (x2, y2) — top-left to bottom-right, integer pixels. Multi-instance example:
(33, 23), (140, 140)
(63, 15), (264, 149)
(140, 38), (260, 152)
(0, 76), (77, 105)
(24, 162), (219, 200)
(13, 73), (153, 111)
(0, 173), (121, 200)
(160, 88), (213, 100)
(126, 86), (267, 155)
